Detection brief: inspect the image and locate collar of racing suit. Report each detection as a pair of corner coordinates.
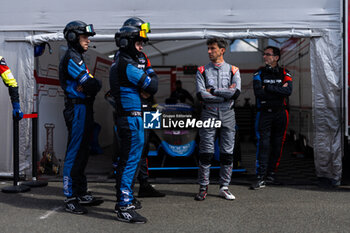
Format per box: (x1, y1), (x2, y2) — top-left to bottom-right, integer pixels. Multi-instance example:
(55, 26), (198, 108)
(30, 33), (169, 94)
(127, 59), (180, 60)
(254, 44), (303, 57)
(68, 42), (86, 54)
(264, 64), (281, 74)
(68, 44), (85, 57)
(210, 61), (227, 70)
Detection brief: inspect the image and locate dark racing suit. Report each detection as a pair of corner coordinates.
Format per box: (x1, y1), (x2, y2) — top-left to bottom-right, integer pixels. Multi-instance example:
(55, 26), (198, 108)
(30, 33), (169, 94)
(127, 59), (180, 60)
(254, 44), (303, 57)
(59, 46), (101, 198)
(109, 50), (158, 207)
(196, 62), (241, 186)
(253, 65), (292, 177)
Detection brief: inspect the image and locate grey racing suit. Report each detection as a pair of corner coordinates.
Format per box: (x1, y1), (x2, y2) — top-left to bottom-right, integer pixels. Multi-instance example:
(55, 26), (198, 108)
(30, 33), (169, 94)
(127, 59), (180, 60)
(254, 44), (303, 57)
(196, 62), (241, 186)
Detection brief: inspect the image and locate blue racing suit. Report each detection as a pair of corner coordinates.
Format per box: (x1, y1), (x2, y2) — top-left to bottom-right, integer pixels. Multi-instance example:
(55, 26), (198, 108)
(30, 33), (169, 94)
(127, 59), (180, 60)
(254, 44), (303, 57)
(59, 46), (101, 198)
(109, 50), (158, 207)
(134, 52), (155, 186)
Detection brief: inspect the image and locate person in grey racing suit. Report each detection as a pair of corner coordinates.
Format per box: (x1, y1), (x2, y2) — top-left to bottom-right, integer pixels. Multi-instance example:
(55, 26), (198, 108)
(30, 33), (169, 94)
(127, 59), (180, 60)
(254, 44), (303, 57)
(195, 37), (241, 201)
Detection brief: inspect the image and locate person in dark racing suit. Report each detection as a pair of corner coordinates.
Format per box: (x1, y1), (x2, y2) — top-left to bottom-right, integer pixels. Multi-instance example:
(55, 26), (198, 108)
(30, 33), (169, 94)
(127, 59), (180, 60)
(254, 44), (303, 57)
(110, 20), (158, 224)
(0, 56), (23, 120)
(59, 20), (102, 214)
(250, 46), (292, 190)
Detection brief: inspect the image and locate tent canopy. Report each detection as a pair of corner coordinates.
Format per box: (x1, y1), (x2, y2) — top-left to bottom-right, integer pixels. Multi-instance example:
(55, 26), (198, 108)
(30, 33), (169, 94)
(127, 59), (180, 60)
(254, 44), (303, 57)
(1, 0), (341, 32)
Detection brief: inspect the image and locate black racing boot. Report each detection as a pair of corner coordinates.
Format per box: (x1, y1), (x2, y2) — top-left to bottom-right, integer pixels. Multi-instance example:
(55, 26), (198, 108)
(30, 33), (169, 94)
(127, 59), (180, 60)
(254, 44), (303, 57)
(194, 185), (208, 201)
(115, 204), (147, 224)
(65, 197), (88, 214)
(138, 182), (166, 198)
(78, 191), (104, 206)
(250, 176), (266, 190)
(265, 172), (282, 185)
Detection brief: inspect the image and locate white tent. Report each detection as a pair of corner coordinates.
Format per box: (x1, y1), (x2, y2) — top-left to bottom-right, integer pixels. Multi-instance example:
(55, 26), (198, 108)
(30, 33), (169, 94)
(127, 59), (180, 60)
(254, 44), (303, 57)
(0, 0), (346, 183)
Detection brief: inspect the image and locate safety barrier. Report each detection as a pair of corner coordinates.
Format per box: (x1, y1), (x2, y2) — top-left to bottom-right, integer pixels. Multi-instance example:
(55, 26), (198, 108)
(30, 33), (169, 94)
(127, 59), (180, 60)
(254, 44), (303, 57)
(2, 112), (47, 193)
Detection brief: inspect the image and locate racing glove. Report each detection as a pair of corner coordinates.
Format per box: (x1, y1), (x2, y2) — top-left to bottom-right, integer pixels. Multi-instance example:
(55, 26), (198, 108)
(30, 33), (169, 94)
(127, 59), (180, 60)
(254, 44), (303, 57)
(82, 78), (102, 97)
(145, 67), (156, 77)
(12, 102), (23, 120)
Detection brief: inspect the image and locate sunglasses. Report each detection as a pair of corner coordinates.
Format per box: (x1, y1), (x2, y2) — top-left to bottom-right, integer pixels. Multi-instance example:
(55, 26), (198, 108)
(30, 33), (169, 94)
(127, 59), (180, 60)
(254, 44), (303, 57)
(263, 53), (275, 56)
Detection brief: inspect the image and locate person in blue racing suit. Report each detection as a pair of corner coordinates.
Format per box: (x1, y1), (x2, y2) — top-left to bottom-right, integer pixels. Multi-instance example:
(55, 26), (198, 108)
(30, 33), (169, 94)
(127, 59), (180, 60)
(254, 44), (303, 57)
(122, 17), (165, 200)
(59, 20), (102, 214)
(108, 50), (165, 210)
(110, 20), (158, 224)
(116, 17), (165, 201)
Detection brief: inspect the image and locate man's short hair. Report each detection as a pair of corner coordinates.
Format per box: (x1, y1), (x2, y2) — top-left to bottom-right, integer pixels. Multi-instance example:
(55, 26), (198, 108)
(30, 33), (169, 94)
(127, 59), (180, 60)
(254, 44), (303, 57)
(264, 46), (281, 61)
(206, 37), (228, 49)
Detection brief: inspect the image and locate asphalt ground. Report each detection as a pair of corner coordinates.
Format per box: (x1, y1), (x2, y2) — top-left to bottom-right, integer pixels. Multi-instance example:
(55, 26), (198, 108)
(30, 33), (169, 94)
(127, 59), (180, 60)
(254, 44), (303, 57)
(1, 181), (350, 233)
(2, 137), (349, 232)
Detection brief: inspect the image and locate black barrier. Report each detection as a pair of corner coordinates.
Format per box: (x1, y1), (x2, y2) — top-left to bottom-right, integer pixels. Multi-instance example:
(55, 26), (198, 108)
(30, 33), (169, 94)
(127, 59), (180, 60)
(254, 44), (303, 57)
(22, 113), (48, 187)
(1, 117), (31, 193)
